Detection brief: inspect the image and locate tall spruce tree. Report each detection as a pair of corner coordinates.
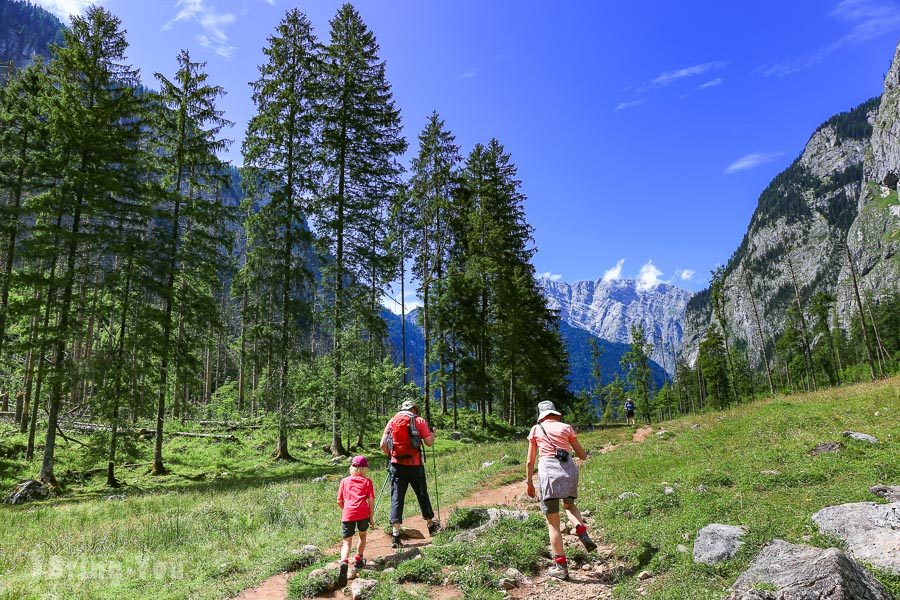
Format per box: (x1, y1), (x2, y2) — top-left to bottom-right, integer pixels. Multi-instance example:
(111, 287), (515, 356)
(318, 3), (405, 453)
(242, 8), (319, 460)
(410, 112), (459, 422)
(31, 7), (146, 486)
(149, 49), (232, 474)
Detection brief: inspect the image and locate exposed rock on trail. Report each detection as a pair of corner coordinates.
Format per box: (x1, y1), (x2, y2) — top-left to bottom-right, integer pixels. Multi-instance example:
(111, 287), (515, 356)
(693, 524), (747, 565)
(870, 484), (900, 502)
(811, 501), (900, 574)
(727, 539), (891, 599)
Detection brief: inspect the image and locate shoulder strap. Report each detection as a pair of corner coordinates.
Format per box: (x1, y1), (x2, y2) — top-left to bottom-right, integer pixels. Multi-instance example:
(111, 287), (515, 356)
(537, 422), (560, 452)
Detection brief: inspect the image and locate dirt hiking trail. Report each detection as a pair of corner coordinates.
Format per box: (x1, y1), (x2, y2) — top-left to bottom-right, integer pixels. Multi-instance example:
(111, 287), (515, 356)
(236, 427), (655, 600)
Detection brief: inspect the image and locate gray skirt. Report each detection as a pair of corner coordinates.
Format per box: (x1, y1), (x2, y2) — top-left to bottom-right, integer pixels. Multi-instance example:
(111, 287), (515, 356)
(538, 455), (579, 500)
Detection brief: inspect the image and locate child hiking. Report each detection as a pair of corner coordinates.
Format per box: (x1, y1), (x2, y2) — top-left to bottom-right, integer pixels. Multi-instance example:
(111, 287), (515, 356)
(525, 400), (598, 581)
(336, 456), (375, 587)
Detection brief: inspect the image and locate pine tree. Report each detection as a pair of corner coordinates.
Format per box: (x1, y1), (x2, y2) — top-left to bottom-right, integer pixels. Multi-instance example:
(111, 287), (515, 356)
(148, 49), (232, 474)
(319, 3), (405, 452)
(31, 7), (146, 486)
(698, 324), (731, 408)
(242, 8), (319, 460)
(621, 323), (654, 423)
(410, 112), (459, 422)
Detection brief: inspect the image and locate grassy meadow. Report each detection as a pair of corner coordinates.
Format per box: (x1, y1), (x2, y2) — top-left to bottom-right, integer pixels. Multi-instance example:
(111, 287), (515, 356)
(0, 378), (897, 599)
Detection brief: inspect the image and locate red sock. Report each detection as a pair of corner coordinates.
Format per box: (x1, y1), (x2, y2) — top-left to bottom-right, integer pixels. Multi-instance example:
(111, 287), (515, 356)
(354, 554), (363, 562)
(576, 524), (587, 536)
(554, 555), (568, 565)
(341, 558), (348, 564)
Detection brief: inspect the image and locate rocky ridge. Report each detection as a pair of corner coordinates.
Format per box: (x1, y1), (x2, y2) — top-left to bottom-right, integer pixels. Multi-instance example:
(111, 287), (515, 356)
(681, 42), (899, 365)
(540, 278), (692, 375)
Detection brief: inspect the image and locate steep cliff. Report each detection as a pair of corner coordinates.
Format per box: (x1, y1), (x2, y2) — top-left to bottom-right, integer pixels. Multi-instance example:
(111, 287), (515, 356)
(0, 0), (64, 69)
(681, 41), (900, 367)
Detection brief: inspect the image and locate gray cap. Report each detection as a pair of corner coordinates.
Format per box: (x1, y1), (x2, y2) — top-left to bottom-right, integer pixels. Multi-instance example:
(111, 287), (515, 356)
(400, 399), (418, 412)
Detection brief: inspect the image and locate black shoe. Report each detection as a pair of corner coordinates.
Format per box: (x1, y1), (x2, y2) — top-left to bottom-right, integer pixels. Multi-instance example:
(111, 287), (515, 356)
(579, 530), (598, 552)
(428, 521), (440, 536)
(354, 556), (365, 569)
(337, 561), (349, 587)
(391, 532), (402, 549)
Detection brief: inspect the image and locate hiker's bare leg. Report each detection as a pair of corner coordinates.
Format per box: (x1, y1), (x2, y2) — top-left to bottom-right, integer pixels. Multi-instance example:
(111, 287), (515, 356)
(357, 531), (367, 556)
(545, 511), (564, 557)
(340, 536), (352, 562)
(563, 500), (584, 527)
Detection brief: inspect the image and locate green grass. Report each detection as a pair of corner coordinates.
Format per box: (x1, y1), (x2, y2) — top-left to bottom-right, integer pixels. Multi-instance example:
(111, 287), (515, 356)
(1, 380), (896, 599)
(573, 378), (899, 599)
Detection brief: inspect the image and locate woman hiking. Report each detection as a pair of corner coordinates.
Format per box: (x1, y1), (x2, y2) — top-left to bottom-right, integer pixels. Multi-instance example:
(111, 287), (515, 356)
(525, 400), (597, 581)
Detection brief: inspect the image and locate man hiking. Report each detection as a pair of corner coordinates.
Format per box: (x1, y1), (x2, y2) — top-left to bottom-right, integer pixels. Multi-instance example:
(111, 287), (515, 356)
(381, 399), (437, 548)
(624, 397), (636, 425)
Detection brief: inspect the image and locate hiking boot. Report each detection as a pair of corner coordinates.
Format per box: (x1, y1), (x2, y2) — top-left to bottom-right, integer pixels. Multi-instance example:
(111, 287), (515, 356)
(578, 530), (598, 552)
(390, 531), (402, 549)
(354, 556), (365, 570)
(337, 561), (349, 588)
(427, 521), (441, 536)
(547, 562), (569, 581)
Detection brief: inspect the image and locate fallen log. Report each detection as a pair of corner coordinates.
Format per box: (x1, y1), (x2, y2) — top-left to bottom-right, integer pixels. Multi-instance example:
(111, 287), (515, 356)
(135, 428), (236, 441)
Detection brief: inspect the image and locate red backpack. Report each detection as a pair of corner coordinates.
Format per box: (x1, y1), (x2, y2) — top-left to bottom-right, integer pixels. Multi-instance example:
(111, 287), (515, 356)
(388, 411), (422, 460)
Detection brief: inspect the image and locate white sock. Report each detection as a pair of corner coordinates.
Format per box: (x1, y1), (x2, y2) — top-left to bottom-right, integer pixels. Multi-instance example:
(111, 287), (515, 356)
(392, 526), (400, 535)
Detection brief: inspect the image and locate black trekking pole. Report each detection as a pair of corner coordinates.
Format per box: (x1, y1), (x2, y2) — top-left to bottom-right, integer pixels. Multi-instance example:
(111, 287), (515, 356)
(431, 442), (441, 526)
(374, 458), (390, 521)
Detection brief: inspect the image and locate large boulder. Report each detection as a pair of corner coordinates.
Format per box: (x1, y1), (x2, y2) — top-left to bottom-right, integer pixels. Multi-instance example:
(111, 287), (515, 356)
(5, 480), (50, 505)
(693, 524), (747, 565)
(727, 539), (891, 599)
(811, 501), (900, 574)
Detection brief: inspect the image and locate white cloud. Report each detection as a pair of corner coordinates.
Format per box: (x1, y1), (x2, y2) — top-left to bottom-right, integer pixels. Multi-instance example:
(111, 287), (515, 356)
(602, 259), (625, 283)
(615, 99), (644, 111)
(699, 78), (723, 89)
(763, 0), (900, 76)
(381, 295), (422, 316)
(636, 260), (663, 292)
(644, 61), (726, 90)
(539, 272), (563, 282)
(31, 0), (99, 19)
(458, 69), (476, 80)
(164, 0), (237, 59)
(679, 269), (696, 281)
(724, 152), (783, 174)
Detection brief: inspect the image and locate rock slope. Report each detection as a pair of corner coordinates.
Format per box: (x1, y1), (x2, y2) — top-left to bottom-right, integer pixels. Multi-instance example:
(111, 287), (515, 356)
(681, 38), (900, 365)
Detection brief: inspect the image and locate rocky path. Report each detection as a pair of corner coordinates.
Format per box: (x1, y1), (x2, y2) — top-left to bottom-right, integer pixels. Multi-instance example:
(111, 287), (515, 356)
(236, 427), (653, 600)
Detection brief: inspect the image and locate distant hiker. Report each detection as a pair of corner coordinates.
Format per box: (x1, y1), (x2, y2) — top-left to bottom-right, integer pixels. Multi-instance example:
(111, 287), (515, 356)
(525, 400), (597, 581)
(624, 398), (636, 425)
(337, 455), (375, 587)
(381, 399), (437, 548)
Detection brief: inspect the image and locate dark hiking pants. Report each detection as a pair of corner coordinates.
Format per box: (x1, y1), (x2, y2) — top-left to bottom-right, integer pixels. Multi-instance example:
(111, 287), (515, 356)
(389, 463), (434, 524)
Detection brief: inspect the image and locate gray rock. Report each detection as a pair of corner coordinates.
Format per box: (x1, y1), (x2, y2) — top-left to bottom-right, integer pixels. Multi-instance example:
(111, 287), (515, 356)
(637, 570), (652, 580)
(505, 567), (525, 582)
(842, 431), (879, 444)
(693, 524), (747, 565)
(663, 486), (675, 495)
(293, 545), (320, 566)
(727, 539), (891, 599)
(809, 441), (842, 455)
(5, 480), (50, 505)
(498, 578), (518, 590)
(696, 485), (709, 493)
(382, 548), (421, 568)
(617, 492), (639, 500)
(448, 431), (462, 441)
(811, 501), (900, 574)
(351, 578), (377, 600)
(312, 476), (327, 483)
(453, 508), (530, 543)
(870, 484), (900, 502)
(481, 460), (495, 469)
(676, 544), (688, 553)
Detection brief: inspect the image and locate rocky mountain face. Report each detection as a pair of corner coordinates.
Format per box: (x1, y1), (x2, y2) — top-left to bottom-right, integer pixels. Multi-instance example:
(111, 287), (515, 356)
(540, 278), (693, 376)
(681, 40), (900, 366)
(0, 0), (63, 69)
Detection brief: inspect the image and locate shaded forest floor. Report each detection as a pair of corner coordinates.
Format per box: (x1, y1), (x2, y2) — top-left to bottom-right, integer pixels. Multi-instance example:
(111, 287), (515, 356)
(0, 378), (897, 599)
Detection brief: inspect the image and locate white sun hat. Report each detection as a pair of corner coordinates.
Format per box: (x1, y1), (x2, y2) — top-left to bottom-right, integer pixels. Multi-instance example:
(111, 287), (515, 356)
(537, 400), (562, 422)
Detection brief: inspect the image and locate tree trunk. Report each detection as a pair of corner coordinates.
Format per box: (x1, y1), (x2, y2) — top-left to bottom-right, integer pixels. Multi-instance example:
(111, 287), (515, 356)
(845, 245), (877, 380)
(743, 272), (774, 396)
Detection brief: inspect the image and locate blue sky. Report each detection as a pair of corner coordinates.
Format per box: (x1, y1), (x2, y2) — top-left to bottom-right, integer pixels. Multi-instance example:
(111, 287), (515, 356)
(34, 0), (900, 300)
